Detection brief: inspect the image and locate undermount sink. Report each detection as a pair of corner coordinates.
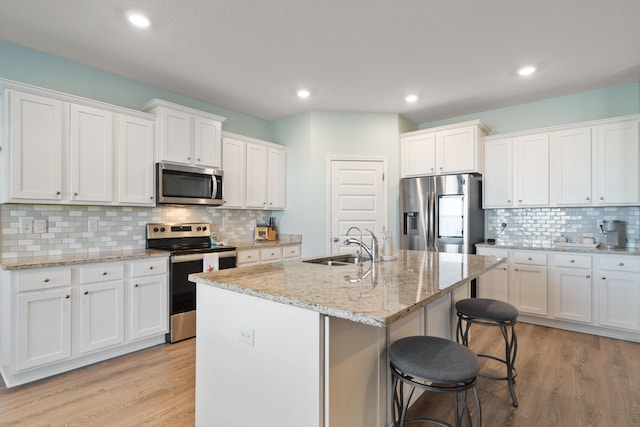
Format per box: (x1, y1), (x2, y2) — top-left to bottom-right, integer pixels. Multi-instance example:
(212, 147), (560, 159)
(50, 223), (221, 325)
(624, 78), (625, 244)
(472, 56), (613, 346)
(303, 254), (371, 266)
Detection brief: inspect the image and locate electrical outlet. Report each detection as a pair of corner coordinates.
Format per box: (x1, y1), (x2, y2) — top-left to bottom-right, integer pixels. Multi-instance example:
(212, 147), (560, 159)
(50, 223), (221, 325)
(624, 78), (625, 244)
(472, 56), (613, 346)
(238, 326), (254, 346)
(19, 218), (33, 234)
(88, 218), (99, 233)
(34, 219), (47, 233)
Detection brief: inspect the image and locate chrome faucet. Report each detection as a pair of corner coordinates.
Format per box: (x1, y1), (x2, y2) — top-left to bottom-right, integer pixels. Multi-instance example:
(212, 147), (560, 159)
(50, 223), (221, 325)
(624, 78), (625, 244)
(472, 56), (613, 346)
(344, 227), (379, 263)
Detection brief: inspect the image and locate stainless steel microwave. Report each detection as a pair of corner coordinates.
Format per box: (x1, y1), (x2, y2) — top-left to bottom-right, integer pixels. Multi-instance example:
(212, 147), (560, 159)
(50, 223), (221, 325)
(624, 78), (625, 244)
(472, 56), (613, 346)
(156, 162), (224, 206)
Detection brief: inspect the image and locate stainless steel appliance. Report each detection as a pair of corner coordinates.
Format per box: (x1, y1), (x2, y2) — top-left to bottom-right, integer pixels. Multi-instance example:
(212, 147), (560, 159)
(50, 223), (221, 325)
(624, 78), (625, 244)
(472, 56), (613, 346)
(156, 162), (224, 206)
(600, 220), (627, 248)
(146, 222), (237, 343)
(400, 174), (484, 253)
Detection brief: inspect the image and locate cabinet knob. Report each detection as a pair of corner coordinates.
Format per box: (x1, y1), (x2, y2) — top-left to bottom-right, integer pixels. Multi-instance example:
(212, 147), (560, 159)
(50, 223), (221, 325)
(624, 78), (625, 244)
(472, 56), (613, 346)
(135, 284), (139, 287)
(43, 278), (50, 283)
(187, 157), (191, 161)
(601, 276), (606, 280)
(586, 275), (591, 278)
(333, 237), (339, 242)
(197, 158), (201, 162)
(56, 191), (61, 196)
(619, 262), (624, 267)
(149, 266), (154, 270)
(586, 197), (590, 201)
(439, 167), (443, 170)
(570, 259), (575, 263)
(600, 196), (604, 200)
(73, 192), (78, 196)
(102, 272), (108, 276)
(518, 199), (523, 203)
(430, 167), (434, 171)
(84, 291), (89, 295)
(527, 257), (532, 261)
(150, 196), (153, 200)
(507, 200), (511, 203)
(65, 294), (70, 299)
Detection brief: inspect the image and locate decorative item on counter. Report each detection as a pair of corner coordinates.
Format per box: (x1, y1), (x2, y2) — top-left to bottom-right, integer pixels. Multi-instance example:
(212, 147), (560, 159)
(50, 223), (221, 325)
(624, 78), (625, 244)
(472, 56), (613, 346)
(255, 226), (269, 242)
(381, 226), (397, 261)
(267, 216), (277, 241)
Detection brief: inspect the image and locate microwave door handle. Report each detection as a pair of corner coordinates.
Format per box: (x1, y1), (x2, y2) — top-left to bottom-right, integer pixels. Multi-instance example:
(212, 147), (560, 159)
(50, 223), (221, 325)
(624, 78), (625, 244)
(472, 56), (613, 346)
(211, 175), (217, 199)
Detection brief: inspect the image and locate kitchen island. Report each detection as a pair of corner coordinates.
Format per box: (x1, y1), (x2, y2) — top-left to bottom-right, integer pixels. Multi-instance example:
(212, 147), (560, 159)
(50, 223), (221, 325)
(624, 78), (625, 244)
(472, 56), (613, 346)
(189, 249), (502, 427)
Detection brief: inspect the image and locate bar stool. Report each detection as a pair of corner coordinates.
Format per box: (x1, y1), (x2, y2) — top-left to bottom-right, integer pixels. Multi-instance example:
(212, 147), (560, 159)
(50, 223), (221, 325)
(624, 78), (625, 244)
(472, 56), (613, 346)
(455, 298), (519, 407)
(389, 336), (482, 427)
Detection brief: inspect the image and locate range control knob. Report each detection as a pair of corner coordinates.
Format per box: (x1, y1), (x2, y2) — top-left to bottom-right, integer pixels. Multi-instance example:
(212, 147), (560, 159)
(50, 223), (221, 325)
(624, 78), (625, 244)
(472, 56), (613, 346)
(153, 227), (159, 233)
(202, 226), (207, 232)
(197, 226), (202, 231)
(160, 227), (166, 232)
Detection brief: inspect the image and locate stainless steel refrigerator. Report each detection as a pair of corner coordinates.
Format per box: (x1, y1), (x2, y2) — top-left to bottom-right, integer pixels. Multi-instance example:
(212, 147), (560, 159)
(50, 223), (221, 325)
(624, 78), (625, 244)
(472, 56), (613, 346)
(400, 174), (484, 253)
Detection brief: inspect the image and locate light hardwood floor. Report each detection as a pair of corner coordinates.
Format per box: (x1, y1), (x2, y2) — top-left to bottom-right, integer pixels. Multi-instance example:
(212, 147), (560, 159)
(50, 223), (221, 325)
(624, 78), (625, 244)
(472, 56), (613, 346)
(1, 323), (640, 426)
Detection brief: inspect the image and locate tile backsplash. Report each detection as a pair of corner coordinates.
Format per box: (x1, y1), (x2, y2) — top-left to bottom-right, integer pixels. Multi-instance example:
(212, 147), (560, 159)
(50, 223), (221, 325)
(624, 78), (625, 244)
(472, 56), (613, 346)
(1, 204), (276, 258)
(485, 206), (640, 247)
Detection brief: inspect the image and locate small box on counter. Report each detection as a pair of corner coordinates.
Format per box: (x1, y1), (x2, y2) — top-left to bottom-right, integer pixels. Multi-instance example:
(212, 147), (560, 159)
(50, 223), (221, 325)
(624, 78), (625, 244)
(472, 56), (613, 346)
(255, 226), (269, 242)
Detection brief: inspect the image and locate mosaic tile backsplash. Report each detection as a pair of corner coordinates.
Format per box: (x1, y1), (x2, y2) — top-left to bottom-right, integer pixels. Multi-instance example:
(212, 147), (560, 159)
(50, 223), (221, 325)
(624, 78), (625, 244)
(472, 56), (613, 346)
(485, 206), (640, 247)
(1, 204), (276, 258)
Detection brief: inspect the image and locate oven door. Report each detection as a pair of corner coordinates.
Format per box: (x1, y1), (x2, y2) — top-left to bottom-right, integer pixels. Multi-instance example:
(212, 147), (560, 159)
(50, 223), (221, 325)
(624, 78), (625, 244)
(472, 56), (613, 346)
(168, 251), (237, 343)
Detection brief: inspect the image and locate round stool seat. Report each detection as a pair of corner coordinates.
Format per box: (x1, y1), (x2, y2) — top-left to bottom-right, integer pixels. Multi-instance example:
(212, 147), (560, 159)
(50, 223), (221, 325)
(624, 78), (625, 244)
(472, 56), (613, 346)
(456, 298), (518, 322)
(390, 336), (480, 384)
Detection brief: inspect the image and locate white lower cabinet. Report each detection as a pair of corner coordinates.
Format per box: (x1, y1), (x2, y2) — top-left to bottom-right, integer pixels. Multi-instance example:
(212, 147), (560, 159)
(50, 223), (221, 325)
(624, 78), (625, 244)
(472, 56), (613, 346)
(476, 247), (509, 302)
(597, 255), (640, 331)
(549, 253), (592, 324)
(237, 245), (301, 267)
(0, 257), (169, 387)
(511, 251), (548, 316)
(16, 287), (72, 371)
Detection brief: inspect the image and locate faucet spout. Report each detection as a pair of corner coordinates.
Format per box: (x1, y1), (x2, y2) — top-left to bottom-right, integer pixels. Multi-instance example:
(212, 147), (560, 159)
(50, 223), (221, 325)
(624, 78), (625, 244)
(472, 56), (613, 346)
(343, 228), (379, 263)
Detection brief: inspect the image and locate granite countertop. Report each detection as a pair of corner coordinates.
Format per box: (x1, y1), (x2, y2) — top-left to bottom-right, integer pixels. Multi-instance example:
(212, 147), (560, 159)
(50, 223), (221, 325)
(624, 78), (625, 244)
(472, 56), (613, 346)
(0, 249), (169, 270)
(476, 241), (640, 256)
(189, 249), (503, 327)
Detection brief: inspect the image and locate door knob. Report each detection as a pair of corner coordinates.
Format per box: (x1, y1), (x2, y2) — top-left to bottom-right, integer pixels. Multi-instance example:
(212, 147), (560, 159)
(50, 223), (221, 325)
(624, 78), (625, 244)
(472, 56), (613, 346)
(333, 237), (339, 242)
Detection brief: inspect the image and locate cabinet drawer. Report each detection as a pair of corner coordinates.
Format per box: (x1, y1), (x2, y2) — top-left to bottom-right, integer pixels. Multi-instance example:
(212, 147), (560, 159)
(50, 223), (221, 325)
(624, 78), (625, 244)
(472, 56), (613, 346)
(552, 253), (592, 269)
(237, 249), (260, 265)
(130, 258), (168, 277)
(261, 247), (282, 262)
(17, 267), (72, 292)
(598, 255), (640, 272)
(282, 245), (301, 259)
(78, 263), (125, 283)
(512, 251), (547, 266)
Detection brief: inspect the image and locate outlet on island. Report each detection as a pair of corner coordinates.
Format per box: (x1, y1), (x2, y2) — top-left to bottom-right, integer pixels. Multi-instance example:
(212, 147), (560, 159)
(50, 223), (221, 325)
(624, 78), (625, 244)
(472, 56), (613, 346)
(238, 326), (255, 346)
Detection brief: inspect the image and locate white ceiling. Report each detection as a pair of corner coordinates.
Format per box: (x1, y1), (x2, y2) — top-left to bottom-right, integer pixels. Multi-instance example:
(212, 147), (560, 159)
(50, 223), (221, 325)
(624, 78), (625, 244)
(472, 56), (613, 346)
(1, 0), (639, 124)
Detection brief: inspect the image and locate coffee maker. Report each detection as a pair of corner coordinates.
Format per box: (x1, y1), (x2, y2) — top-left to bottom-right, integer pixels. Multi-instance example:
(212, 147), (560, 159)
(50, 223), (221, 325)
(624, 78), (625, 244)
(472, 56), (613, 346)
(600, 220), (626, 248)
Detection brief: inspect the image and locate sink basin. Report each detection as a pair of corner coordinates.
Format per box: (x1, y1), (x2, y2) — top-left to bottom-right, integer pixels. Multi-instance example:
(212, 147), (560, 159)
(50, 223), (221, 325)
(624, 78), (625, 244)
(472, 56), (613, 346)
(303, 254), (370, 266)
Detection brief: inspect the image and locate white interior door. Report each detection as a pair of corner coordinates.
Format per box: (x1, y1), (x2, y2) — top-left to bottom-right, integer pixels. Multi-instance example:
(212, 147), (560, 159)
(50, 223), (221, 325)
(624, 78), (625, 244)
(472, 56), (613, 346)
(329, 159), (387, 255)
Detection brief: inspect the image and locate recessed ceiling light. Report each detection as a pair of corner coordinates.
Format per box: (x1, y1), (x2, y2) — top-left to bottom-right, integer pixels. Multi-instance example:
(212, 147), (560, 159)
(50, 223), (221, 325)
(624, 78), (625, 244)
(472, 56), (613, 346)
(518, 66), (536, 76)
(405, 94), (419, 103)
(297, 89), (311, 99)
(127, 12), (151, 28)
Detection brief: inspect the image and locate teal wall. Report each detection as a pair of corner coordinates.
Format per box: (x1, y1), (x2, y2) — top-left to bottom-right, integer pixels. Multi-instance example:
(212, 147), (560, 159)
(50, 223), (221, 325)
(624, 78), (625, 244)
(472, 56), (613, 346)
(418, 81), (640, 135)
(273, 111), (402, 257)
(0, 41), (273, 140)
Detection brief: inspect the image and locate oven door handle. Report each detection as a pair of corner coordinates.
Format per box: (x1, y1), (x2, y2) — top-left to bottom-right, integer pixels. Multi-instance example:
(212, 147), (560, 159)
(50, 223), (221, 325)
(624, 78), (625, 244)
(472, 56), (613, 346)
(171, 251), (237, 263)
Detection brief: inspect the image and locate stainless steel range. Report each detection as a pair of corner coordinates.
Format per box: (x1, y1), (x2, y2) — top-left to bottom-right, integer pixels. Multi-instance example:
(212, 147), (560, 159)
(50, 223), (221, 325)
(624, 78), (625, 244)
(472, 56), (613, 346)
(146, 223), (237, 343)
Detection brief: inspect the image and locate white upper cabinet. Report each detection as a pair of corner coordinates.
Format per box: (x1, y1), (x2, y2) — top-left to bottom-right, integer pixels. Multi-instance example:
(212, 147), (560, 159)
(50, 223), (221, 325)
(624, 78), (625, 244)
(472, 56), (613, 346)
(116, 114), (155, 205)
(483, 115), (640, 209)
(514, 133), (549, 206)
(593, 119), (639, 205)
(222, 131), (286, 210)
(400, 120), (488, 178)
(1, 82), (156, 206)
(143, 99), (225, 168)
(4, 90), (64, 202)
(69, 104), (113, 203)
(483, 138), (513, 208)
(550, 127), (592, 205)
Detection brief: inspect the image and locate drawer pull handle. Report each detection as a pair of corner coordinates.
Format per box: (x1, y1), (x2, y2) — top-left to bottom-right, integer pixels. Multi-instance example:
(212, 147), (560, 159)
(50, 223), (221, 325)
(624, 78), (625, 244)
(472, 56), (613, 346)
(43, 278), (50, 283)
(619, 263), (624, 267)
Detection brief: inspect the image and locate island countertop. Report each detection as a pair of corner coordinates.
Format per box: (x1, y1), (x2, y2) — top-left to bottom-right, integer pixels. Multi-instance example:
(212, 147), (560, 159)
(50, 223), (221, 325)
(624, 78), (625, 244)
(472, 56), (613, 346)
(189, 249), (503, 327)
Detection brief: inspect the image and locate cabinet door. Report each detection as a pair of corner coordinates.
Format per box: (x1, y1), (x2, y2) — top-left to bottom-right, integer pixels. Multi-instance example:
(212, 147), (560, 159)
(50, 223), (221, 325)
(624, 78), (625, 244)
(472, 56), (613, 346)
(117, 114), (155, 205)
(267, 147), (286, 209)
(425, 293), (451, 340)
(194, 116), (222, 168)
(77, 281), (125, 354)
(515, 133), (549, 206)
(158, 107), (192, 163)
(511, 264), (547, 316)
(550, 267), (592, 323)
(478, 262), (509, 302)
(221, 137), (246, 208)
(400, 133), (436, 177)
(436, 126), (477, 174)
(129, 275), (168, 340)
(598, 272), (640, 331)
(69, 104), (113, 203)
(483, 138), (513, 208)
(551, 127), (592, 205)
(594, 120), (639, 205)
(16, 288), (71, 370)
(245, 142), (268, 208)
(7, 90), (64, 201)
